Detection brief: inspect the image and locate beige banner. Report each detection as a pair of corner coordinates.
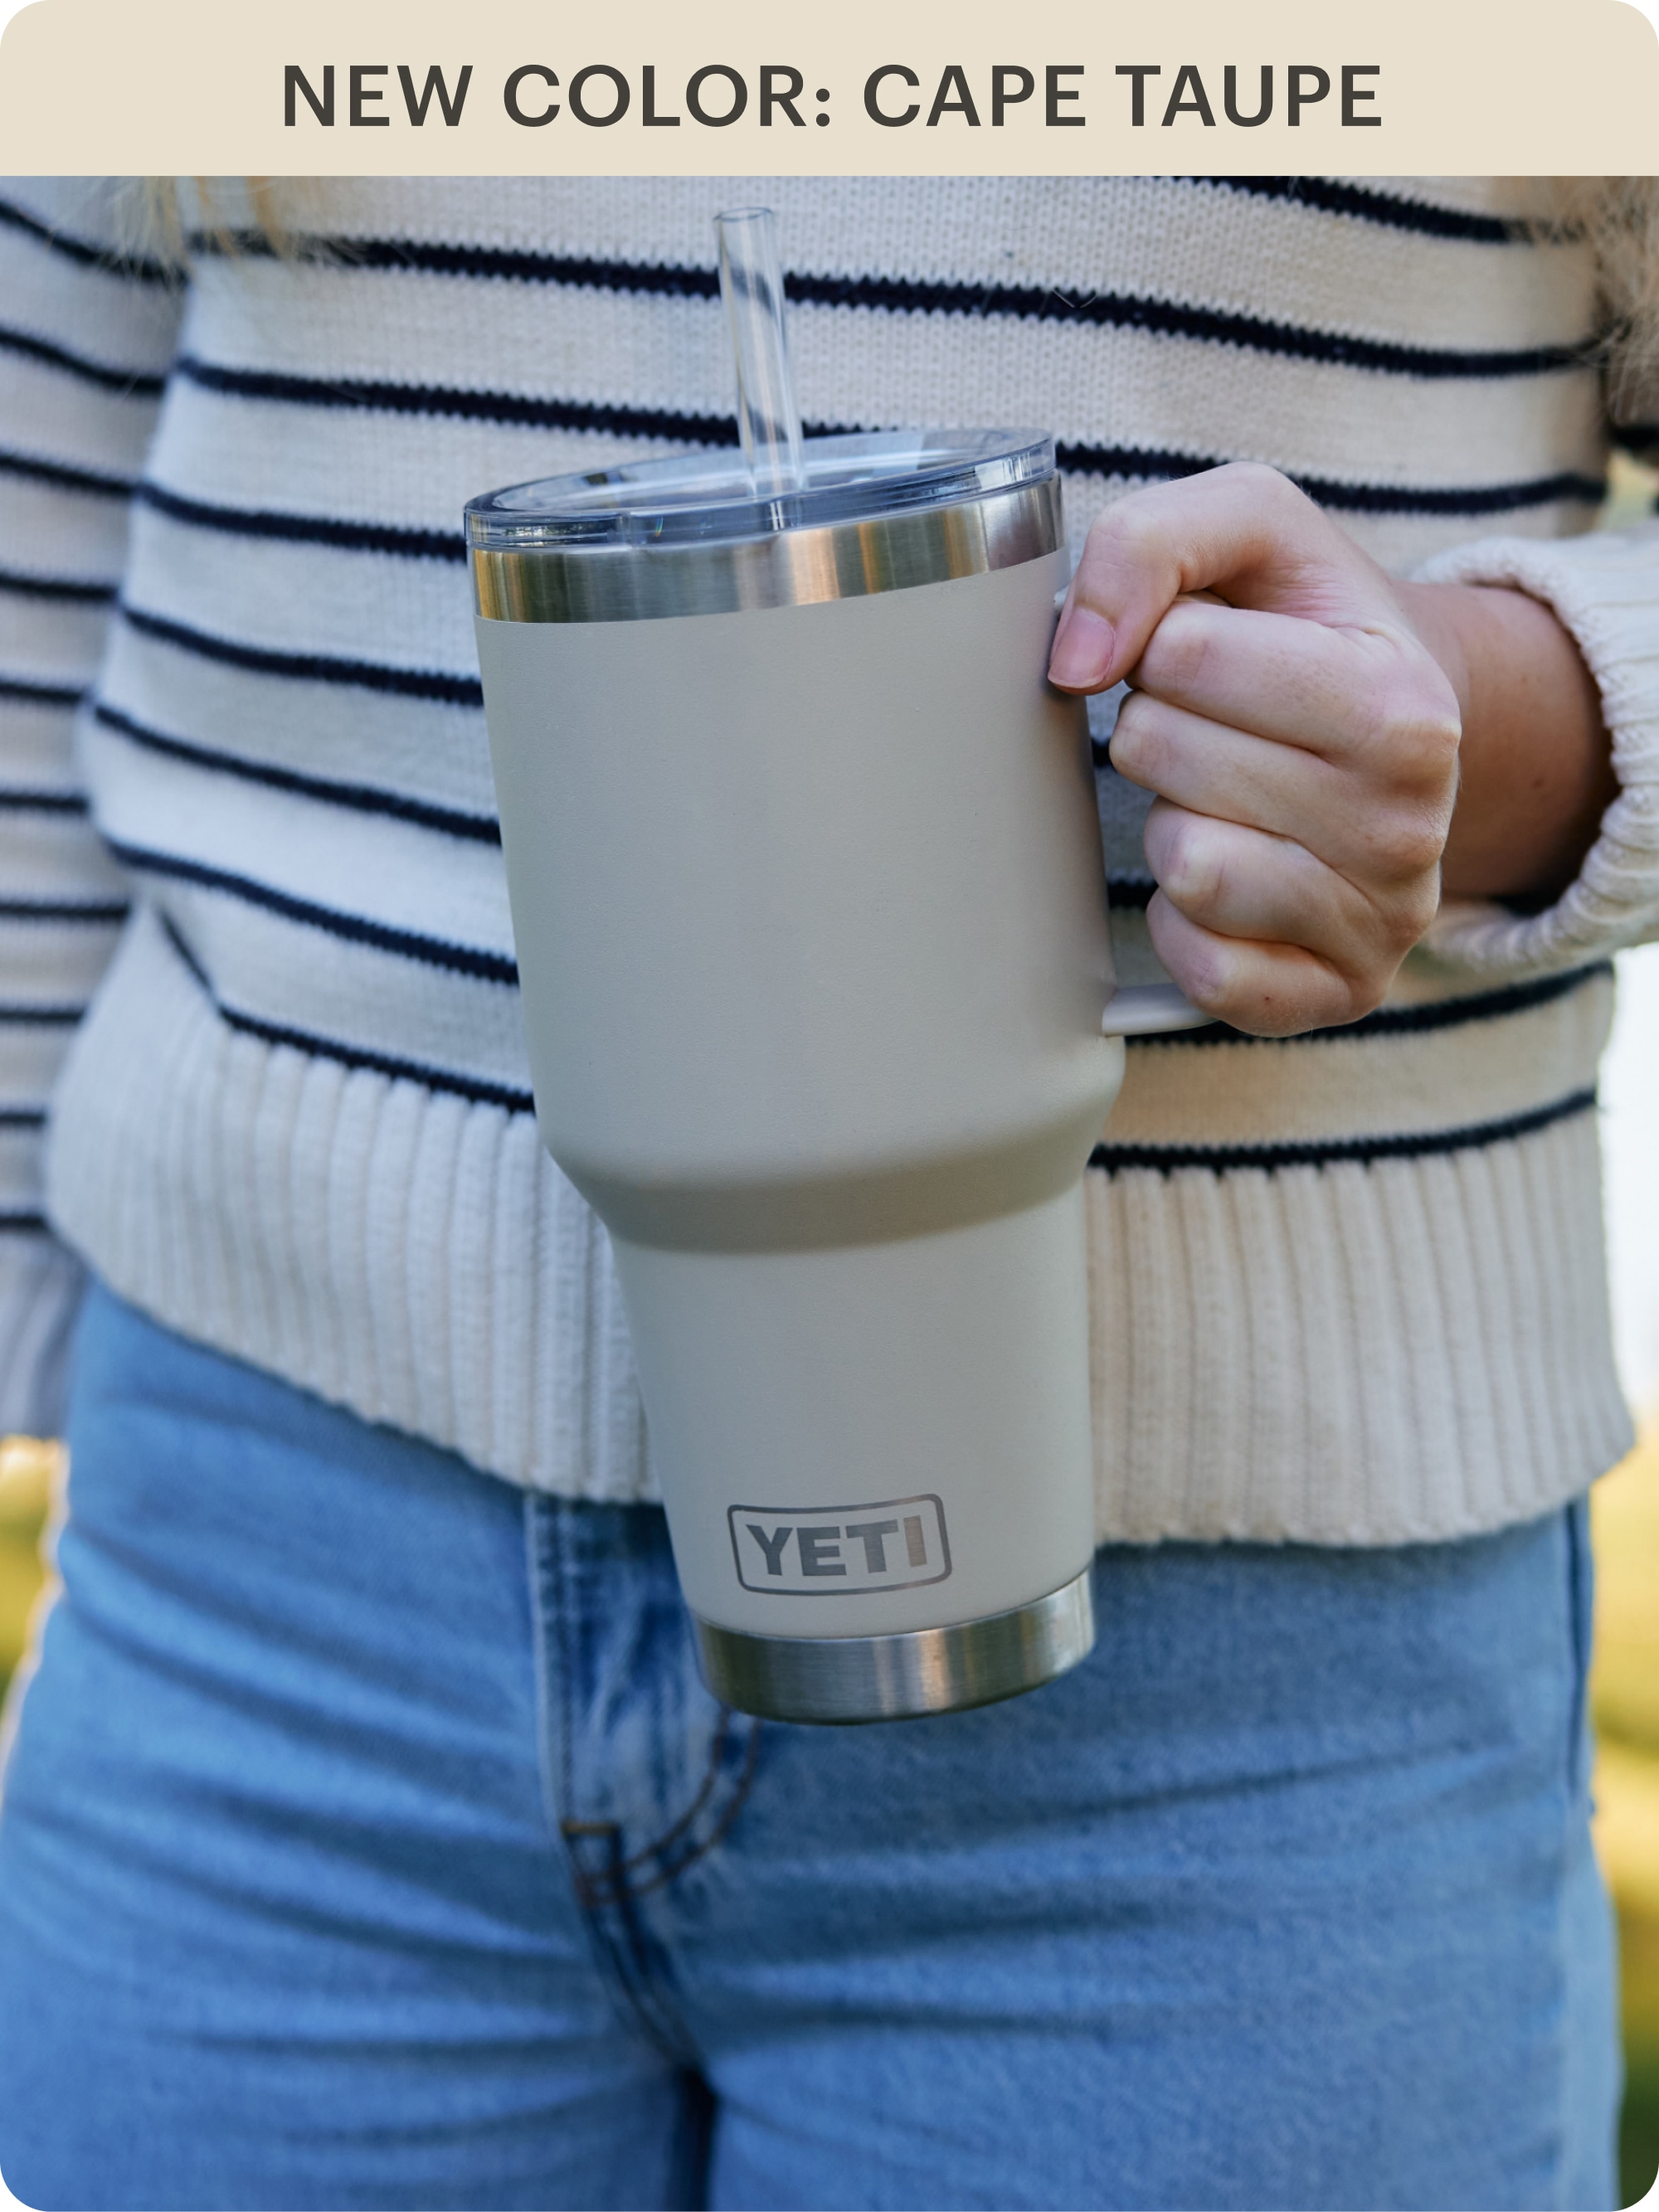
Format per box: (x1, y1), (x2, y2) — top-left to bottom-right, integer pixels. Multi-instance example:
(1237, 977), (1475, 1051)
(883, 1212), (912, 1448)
(0, 0), (1656, 174)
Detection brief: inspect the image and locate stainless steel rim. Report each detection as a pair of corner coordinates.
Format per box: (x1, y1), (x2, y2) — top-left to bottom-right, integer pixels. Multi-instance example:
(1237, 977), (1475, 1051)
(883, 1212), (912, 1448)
(692, 1568), (1096, 1724)
(471, 476), (1063, 624)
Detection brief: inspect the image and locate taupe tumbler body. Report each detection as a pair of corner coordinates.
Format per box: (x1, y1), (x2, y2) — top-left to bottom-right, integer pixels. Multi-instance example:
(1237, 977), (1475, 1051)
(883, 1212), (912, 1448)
(468, 434), (1139, 1720)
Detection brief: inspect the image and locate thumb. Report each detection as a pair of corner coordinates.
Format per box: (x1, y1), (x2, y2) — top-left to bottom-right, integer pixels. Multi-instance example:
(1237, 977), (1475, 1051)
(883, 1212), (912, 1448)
(1048, 462), (1384, 693)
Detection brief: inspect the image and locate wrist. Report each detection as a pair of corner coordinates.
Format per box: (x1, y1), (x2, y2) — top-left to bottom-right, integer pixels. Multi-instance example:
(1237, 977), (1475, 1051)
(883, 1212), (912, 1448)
(1394, 577), (1613, 903)
(1393, 577), (1477, 728)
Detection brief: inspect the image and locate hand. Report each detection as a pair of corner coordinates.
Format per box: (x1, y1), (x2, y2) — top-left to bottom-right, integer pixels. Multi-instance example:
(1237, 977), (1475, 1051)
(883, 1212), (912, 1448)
(1048, 463), (1612, 1037)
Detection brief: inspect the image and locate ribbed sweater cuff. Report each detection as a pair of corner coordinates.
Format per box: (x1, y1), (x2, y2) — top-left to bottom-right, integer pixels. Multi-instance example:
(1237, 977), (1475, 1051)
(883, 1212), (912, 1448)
(1413, 520), (1659, 976)
(0, 1231), (82, 1437)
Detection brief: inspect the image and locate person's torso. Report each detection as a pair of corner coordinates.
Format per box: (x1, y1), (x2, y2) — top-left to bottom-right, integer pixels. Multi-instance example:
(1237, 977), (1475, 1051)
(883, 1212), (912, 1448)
(91, 174), (1606, 1111)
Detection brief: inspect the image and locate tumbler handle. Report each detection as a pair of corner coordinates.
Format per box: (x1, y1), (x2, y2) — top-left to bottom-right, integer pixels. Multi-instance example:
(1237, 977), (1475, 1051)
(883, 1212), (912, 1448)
(1101, 984), (1214, 1036)
(1051, 588), (1214, 1038)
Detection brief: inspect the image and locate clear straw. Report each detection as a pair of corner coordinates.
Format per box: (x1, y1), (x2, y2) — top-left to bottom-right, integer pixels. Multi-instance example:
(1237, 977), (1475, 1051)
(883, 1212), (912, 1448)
(715, 207), (805, 498)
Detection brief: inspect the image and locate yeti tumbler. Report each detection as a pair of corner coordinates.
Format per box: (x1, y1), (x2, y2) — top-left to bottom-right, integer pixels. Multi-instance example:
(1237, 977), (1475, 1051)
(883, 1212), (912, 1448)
(467, 430), (1189, 1721)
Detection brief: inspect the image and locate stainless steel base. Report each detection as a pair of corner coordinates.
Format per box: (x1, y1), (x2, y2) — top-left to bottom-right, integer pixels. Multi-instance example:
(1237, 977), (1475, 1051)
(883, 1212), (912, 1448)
(692, 1568), (1096, 1724)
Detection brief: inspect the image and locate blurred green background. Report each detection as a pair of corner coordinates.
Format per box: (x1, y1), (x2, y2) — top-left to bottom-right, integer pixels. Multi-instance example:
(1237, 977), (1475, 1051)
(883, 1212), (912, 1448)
(2, 1431), (1657, 2203)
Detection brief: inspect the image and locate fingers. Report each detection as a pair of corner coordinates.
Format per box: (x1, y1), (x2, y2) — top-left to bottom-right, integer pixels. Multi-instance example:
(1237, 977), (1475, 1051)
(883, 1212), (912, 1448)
(1127, 599), (1459, 776)
(1144, 893), (1370, 1037)
(1048, 465), (1462, 1035)
(1141, 800), (1436, 987)
(1112, 689), (1456, 892)
(1048, 462), (1389, 696)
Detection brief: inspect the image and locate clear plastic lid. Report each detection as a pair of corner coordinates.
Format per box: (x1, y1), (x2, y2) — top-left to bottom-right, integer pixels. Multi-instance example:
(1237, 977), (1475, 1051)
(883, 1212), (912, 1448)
(465, 430), (1054, 555)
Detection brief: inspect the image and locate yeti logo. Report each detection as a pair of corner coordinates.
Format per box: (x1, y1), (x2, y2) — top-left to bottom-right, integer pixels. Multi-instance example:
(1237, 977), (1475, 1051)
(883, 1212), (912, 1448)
(728, 1495), (951, 1595)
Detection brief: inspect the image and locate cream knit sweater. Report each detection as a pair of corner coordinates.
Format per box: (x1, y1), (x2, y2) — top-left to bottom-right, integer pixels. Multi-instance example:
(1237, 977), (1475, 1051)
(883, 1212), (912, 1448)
(3, 173), (1657, 1543)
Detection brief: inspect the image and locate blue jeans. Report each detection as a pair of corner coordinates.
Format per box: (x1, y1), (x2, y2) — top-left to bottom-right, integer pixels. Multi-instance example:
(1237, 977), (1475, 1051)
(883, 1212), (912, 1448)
(0, 1286), (1619, 2210)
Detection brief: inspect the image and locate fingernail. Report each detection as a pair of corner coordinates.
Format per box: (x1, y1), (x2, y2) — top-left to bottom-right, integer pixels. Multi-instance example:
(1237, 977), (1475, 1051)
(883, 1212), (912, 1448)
(1048, 604), (1115, 689)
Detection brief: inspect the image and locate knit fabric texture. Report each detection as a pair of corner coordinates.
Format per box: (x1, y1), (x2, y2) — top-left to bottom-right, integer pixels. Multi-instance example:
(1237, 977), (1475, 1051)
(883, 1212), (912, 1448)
(3, 174), (1656, 1540)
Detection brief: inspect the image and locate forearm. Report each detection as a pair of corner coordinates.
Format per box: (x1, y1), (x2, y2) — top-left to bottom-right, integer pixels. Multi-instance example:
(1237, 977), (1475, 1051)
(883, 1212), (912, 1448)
(1397, 579), (1616, 904)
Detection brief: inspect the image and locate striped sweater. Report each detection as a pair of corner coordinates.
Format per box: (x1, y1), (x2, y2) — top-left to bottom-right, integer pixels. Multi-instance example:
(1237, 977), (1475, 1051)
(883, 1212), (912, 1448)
(4, 173), (1659, 1543)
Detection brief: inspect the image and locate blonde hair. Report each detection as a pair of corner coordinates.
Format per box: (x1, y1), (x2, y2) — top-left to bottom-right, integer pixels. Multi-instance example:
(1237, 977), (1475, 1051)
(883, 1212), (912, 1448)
(124, 177), (308, 263)
(1552, 177), (1659, 416)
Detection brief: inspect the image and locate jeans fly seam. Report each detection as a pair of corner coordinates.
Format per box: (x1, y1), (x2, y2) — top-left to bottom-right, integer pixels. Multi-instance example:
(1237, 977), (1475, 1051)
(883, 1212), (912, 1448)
(561, 1821), (623, 1914)
(562, 1714), (761, 1905)
(521, 1494), (569, 1850)
(621, 1715), (762, 1900)
(613, 1709), (733, 1875)
(529, 1498), (703, 2064)
(564, 1825), (703, 2068)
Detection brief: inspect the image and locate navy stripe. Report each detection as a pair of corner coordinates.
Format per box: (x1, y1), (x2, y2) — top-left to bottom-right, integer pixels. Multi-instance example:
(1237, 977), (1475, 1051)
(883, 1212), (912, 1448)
(174, 353), (738, 445)
(182, 231), (1584, 379)
(0, 443), (136, 500)
(0, 675), (83, 708)
(1288, 466), (1605, 518)
(0, 897), (125, 923)
(108, 838), (516, 984)
(176, 284), (1584, 390)
(1205, 177), (1529, 245)
(93, 701), (499, 843)
(0, 320), (166, 399)
(193, 228), (724, 298)
(158, 915), (529, 1108)
(195, 175), (1533, 268)
(0, 196), (173, 283)
(784, 276), (1588, 380)
(211, 1001), (529, 1111)
(119, 603), (484, 708)
(0, 1211), (48, 1233)
(0, 1003), (85, 1024)
(167, 363), (1601, 521)
(0, 564), (115, 604)
(1089, 1085), (1596, 1174)
(0, 789), (86, 814)
(1127, 962), (1613, 1049)
(138, 480), (466, 565)
(0, 1106), (46, 1127)
(1067, 445), (1605, 518)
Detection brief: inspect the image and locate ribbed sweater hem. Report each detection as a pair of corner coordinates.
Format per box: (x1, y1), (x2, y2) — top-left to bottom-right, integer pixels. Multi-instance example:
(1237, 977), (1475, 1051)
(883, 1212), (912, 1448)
(46, 906), (1633, 1547)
